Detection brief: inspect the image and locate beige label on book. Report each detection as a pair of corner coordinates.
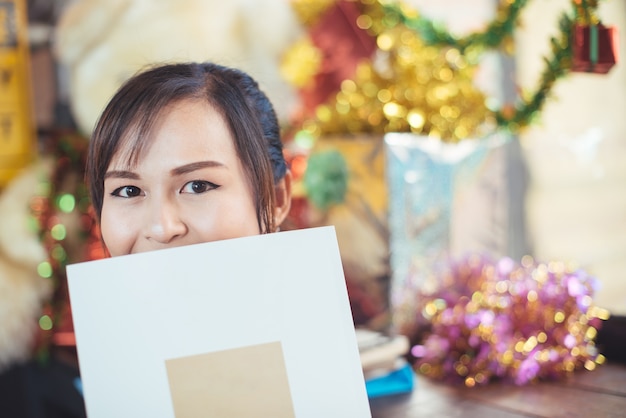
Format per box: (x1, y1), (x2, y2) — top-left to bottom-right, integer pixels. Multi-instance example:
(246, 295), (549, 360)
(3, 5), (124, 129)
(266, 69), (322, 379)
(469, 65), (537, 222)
(166, 341), (295, 418)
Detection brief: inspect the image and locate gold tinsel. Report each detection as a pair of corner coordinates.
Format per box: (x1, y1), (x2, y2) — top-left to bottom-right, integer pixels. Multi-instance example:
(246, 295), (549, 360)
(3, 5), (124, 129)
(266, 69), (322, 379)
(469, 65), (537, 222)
(294, 0), (493, 143)
(279, 37), (323, 88)
(574, 0), (600, 26)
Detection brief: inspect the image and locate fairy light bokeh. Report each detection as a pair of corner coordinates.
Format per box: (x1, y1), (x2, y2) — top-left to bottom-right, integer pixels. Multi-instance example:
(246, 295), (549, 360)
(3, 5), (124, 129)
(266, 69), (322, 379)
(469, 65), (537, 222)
(29, 133), (106, 353)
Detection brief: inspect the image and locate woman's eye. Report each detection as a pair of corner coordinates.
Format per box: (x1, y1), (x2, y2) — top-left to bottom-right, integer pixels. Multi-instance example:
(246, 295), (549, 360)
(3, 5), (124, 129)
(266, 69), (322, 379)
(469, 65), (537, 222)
(181, 180), (218, 194)
(111, 186), (142, 198)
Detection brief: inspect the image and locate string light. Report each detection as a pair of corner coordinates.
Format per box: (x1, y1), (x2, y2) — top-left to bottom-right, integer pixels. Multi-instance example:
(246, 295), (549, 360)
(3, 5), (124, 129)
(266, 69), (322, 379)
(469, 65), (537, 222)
(29, 132), (106, 357)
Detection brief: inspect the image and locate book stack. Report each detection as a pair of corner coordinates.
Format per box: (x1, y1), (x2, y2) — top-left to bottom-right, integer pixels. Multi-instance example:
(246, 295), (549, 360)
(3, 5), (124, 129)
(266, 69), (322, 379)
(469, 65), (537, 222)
(356, 328), (415, 398)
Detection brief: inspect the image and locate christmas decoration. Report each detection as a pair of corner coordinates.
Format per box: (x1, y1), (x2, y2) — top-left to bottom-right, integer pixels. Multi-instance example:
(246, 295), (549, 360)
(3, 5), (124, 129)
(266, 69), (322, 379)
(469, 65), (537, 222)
(285, 0), (378, 115)
(390, 0), (618, 131)
(571, 0), (618, 73)
(283, 0), (617, 144)
(571, 24), (618, 74)
(287, 0), (493, 143)
(391, 0), (528, 54)
(410, 254), (610, 386)
(29, 131), (105, 359)
(495, 12), (575, 131)
(303, 148), (349, 211)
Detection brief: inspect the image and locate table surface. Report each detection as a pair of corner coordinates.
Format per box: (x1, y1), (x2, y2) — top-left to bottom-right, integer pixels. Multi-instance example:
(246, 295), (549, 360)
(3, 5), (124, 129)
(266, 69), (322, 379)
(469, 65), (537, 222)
(369, 362), (626, 418)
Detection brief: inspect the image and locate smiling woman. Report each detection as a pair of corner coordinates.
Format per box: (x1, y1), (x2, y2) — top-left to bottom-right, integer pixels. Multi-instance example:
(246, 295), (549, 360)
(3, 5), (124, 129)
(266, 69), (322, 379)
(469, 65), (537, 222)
(87, 62), (292, 257)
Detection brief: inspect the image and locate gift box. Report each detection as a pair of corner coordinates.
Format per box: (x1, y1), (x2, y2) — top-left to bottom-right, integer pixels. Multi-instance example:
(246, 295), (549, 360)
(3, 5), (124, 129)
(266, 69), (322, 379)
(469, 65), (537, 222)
(571, 23), (618, 74)
(384, 133), (511, 335)
(285, 135), (391, 330)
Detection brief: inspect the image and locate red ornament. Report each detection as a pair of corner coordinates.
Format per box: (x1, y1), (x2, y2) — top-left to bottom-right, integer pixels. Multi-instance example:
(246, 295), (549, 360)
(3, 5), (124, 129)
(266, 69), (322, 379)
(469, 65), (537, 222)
(571, 23), (619, 74)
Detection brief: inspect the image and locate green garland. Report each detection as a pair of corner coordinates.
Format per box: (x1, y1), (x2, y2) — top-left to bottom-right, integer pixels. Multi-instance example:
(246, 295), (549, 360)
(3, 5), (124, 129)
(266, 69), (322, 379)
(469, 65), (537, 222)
(384, 0), (600, 133)
(495, 12), (574, 130)
(387, 0), (529, 53)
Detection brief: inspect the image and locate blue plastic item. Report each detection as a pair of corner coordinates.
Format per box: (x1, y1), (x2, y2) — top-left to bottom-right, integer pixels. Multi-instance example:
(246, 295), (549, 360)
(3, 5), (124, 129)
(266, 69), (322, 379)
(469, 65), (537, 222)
(365, 363), (415, 398)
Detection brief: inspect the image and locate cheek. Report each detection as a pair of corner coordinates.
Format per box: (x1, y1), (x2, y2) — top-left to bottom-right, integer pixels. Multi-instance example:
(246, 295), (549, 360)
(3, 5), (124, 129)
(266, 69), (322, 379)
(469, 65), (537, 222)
(191, 198), (260, 241)
(100, 204), (135, 256)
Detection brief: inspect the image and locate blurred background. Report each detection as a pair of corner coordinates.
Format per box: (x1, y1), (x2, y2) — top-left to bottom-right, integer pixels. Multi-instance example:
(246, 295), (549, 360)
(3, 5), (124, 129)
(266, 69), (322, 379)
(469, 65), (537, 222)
(0, 0), (624, 416)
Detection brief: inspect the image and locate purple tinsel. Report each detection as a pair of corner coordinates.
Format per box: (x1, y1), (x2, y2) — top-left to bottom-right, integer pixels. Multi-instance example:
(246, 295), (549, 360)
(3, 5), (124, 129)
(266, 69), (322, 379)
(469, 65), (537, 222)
(410, 254), (609, 386)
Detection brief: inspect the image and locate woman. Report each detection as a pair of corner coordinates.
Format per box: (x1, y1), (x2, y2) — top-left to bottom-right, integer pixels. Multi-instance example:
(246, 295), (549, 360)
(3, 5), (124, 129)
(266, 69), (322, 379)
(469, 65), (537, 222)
(86, 62), (292, 256)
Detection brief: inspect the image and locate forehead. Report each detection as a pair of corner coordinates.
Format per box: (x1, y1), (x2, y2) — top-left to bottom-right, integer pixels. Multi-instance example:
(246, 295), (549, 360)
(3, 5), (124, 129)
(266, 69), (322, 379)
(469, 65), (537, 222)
(109, 99), (236, 169)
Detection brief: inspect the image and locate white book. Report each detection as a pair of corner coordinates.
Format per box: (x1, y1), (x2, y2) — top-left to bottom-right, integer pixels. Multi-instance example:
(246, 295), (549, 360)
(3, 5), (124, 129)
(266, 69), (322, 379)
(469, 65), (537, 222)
(67, 226), (371, 418)
(358, 332), (410, 372)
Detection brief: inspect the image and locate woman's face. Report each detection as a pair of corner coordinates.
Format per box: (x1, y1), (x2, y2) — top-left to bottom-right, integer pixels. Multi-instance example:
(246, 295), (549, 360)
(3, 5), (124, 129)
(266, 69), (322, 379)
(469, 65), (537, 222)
(100, 99), (260, 256)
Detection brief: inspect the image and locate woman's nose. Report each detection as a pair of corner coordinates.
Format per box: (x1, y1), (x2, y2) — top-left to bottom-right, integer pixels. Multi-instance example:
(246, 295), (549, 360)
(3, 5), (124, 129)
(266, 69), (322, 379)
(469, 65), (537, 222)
(145, 196), (187, 244)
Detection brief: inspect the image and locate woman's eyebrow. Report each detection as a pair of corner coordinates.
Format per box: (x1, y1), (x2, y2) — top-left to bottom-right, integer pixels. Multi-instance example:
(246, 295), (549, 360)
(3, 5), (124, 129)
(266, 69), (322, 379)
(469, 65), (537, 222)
(171, 161), (226, 176)
(104, 170), (139, 180)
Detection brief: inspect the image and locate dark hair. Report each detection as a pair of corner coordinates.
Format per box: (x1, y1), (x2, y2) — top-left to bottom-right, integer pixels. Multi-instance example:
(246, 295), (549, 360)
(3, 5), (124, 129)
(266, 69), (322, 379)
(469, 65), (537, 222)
(87, 62), (287, 233)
